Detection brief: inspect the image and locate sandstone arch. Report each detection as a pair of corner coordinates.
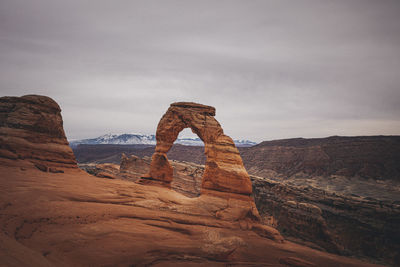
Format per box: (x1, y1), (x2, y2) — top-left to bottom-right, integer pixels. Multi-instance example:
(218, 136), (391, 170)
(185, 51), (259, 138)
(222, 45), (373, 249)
(142, 102), (253, 195)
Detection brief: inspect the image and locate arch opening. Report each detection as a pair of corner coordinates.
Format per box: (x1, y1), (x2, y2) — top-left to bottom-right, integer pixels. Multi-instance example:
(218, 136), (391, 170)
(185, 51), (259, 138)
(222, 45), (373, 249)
(166, 127), (205, 197)
(167, 127), (206, 165)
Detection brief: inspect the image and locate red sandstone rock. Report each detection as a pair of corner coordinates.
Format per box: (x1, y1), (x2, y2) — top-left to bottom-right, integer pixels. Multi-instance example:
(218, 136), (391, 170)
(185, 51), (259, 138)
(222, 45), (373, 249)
(143, 102), (253, 195)
(0, 96), (383, 267)
(0, 164), (380, 267)
(252, 175), (400, 265)
(120, 153), (148, 174)
(279, 256), (317, 267)
(240, 136), (400, 181)
(0, 95), (77, 169)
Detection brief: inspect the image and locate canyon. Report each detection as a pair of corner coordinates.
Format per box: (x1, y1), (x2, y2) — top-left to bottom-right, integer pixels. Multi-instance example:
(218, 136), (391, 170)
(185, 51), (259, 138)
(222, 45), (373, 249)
(74, 136), (400, 265)
(73, 136), (400, 183)
(85, 153), (400, 266)
(0, 95), (398, 266)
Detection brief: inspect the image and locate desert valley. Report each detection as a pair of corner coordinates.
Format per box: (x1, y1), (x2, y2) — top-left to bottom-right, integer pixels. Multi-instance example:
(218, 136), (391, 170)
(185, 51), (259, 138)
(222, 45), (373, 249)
(0, 94), (399, 267)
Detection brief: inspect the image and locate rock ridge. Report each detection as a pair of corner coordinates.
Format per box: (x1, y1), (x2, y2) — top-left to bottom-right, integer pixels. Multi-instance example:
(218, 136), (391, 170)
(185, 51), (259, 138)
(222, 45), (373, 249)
(241, 135), (400, 181)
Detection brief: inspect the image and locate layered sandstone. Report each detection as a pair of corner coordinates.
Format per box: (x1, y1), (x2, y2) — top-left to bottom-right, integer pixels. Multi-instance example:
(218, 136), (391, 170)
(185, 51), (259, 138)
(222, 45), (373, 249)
(0, 96), (386, 266)
(1, 164), (382, 267)
(72, 136), (400, 183)
(120, 153), (149, 176)
(241, 136), (400, 181)
(0, 95), (77, 170)
(82, 153), (204, 198)
(87, 154), (400, 266)
(252, 176), (400, 266)
(118, 153), (203, 197)
(73, 137), (400, 265)
(143, 102), (252, 196)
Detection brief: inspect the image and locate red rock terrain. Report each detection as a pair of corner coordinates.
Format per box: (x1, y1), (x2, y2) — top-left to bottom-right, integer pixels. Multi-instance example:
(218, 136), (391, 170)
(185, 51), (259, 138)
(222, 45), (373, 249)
(91, 154), (204, 198)
(3, 165), (385, 267)
(251, 176), (400, 266)
(0, 95), (386, 266)
(0, 95), (77, 171)
(70, 110), (400, 266)
(88, 153), (400, 266)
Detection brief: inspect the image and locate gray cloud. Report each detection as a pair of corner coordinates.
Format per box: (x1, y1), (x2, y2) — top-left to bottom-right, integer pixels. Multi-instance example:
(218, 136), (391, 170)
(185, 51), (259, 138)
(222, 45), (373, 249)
(1, 0), (399, 142)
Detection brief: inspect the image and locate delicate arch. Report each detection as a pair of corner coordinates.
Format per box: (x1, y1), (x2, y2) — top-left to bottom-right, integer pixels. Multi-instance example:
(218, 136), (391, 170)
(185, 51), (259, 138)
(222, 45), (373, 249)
(142, 102), (252, 195)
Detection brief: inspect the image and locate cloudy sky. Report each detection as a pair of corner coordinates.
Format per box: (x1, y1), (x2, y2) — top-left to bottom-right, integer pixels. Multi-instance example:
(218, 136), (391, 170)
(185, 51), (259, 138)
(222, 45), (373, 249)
(1, 0), (399, 142)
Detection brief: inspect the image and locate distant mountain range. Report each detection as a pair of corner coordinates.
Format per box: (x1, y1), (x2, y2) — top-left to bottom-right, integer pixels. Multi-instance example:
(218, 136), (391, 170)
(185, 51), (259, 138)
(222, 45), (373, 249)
(69, 133), (258, 148)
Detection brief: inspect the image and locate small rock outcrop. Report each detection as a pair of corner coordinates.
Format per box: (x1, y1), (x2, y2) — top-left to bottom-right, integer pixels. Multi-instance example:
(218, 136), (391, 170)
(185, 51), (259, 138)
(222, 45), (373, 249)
(120, 153), (149, 176)
(0, 95), (77, 169)
(119, 153), (204, 197)
(142, 102), (252, 196)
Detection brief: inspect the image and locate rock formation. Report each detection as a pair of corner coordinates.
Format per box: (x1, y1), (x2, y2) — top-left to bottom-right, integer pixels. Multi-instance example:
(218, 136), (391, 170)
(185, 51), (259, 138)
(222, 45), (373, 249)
(142, 102), (252, 196)
(241, 136), (400, 181)
(120, 153), (149, 176)
(0, 95), (77, 170)
(84, 154), (400, 266)
(72, 136), (400, 183)
(2, 160), (381, 267)
(119, 153), (204, 197)
(0, 95), (385, 266)
(252, 175), (400, 266)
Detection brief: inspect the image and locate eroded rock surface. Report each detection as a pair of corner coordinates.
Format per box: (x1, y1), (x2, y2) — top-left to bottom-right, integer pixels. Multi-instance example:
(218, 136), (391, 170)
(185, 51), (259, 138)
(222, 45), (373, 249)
(252, 176), (400, 266)
(241, 136), (400, 182)
(98, 154), (400, 266)
(119, 154), (204, 197)
(1, 164), (381, 267)
(0, 95), (77, 170)
(120, 153), (149, 176)
(81, 154), (205, 198)
(143, 102), (252, 196)
(0, 96), (384, 267)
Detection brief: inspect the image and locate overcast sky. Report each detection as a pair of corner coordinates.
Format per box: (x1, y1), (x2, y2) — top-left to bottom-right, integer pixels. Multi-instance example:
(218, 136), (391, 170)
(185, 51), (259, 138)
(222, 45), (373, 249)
(1, 0), (400, 142)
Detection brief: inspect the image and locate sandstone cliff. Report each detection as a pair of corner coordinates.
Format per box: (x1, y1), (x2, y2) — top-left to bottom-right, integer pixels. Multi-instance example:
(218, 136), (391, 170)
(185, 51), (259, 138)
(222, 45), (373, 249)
(252, 176), (400, 266)
(0, 95), (77, 171)
(241, 136), (400, 181)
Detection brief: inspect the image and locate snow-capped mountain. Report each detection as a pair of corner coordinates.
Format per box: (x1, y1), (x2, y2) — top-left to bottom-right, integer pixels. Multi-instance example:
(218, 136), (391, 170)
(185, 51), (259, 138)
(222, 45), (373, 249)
(234, 139), (259, 147)
(69, 133), (257, 147)
(69, 133), (156, 147)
